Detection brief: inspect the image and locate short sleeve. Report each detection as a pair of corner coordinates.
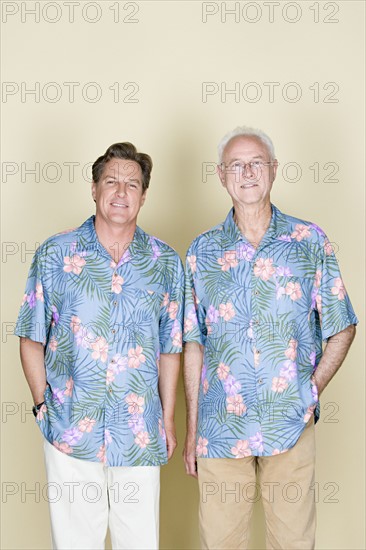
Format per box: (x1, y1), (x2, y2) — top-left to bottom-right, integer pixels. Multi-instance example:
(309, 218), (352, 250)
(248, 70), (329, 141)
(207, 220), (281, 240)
(183, 247), (207, 346)
(15, 247), (51, 344)
(314, 236), (358, 341)
(159, 255), (184, 353)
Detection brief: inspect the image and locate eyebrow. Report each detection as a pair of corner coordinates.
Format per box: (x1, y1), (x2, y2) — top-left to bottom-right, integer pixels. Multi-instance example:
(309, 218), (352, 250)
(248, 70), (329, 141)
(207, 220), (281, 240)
(105, 175), (142, 184)
(227, 155), (266, 162)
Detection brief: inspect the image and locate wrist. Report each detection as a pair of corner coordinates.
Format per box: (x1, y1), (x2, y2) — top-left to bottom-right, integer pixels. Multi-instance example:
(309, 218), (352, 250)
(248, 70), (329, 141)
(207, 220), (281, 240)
(32, 401), (45, 417)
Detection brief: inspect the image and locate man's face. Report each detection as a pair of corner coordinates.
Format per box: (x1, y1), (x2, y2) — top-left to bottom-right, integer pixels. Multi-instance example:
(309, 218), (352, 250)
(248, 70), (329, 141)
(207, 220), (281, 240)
(218, 135), (278, 207)
(92, 158), (147, 228)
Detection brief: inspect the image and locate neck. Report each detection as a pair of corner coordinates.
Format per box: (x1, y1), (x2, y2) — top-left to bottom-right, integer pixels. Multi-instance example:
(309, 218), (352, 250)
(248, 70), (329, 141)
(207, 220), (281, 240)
(94, 216), (136, 263)
(233, 201), (272, 247)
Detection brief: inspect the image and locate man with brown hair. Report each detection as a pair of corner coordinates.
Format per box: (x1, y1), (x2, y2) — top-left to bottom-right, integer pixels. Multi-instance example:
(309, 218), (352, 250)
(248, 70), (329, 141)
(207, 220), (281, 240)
(16, 142), (184, 549)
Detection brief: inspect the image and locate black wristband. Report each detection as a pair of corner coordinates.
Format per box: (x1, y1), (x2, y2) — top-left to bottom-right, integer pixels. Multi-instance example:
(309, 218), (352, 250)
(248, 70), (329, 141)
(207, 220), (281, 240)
(32, 401), (45, 417)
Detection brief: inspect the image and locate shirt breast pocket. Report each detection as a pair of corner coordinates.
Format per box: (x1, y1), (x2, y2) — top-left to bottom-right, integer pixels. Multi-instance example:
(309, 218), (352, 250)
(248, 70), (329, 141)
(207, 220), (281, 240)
(131, 287), (165, 324)
(275, 276), (311, 316)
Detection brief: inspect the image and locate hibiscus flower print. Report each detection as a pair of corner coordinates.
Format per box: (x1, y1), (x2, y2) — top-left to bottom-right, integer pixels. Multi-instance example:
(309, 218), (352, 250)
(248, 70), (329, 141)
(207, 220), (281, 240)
(111, 274), (124, 294)
(285, 281), (302, 301)
(219, 302), (235, 321)
(167, 301), (179, 320)
(134, 431), (150, 448)
(75, 326), (92, 349)
(128, 346), (146, 369)
(226, 394), (246, 416)
(35, 283), (44, 302)
(78, 417), (96, 433)
(314, 270), (322, 288)
(231, 440), (252, 458)
(218, 251), (238, 271)
(249, 432), (264, 453)
(172, 330), (182, 347)
(63, 254), (86, 275)
(62, 427), (83, 445)
(237, 242), (255, 261)
(125, 393), (144, 415)
(196, 436), (208, 456)
(70, 315), (81, 334)
(97, 444), (106, 463)
(253, 258), (276, 281)
(223, 375), (241, 396)
(331, 278), (346, 300)
(291, 224), (311, 242)
(49, 337), (58, 352)
(324, 240), (334, 255)
(36, 403), (47, 421)
(271, 377), (289, 393)
(52, 387), (65, 405)
(279, 360), (297, 381)
(187, 255), (197, 273)
(53, 441), (73, 454)
(90, 336), (109, 363)
(217, 362), (230, 380)
(27, 291), (36, 309)
(128, 414), (145, 435)
(284, 339), (298, 361)
(64, 377), (74, 397)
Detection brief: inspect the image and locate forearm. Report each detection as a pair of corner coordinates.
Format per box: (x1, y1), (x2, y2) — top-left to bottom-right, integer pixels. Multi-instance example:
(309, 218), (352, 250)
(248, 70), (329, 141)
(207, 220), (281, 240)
(19, 337), (47, 405)
(158, 353), (181, 422)
(313, 324), (356, 395)
(183, 342), (203, 435)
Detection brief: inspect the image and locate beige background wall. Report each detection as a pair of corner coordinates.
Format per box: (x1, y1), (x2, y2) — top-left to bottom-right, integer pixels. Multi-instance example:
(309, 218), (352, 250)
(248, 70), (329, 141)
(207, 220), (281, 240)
(1, 1), (364, 548)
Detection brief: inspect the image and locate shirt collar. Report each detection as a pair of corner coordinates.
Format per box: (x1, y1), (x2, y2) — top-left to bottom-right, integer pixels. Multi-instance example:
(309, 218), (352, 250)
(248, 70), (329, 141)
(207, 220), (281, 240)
(222, 203), (286, 247)
(74, 216), (147, 265)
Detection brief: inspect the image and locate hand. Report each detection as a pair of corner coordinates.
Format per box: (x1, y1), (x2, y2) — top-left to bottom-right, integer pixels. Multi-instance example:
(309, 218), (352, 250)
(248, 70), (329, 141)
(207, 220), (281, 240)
(183, 433), (198, 478)
(164, 420), (177, 460)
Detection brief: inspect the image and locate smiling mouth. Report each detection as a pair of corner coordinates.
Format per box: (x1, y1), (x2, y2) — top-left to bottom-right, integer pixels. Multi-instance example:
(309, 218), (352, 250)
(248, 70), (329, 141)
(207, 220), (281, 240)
(240, 183), (257, 188)
(111, 203), (128, 208)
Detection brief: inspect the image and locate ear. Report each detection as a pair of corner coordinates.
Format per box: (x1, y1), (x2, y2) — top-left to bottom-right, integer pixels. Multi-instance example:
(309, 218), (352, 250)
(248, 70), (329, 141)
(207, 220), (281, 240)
(217, 164), (226, 187)
(91, 181), (97, 202)
(141, 189), (148, 206)
(271, 159), (279, 183)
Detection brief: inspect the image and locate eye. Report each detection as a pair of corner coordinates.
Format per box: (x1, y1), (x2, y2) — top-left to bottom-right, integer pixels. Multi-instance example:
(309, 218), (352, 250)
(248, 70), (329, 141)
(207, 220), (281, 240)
(128, 183), (138, 189)
(229, 162), (243, 170)
(251, 161), (261, 169)
(106, 180), (116, 185)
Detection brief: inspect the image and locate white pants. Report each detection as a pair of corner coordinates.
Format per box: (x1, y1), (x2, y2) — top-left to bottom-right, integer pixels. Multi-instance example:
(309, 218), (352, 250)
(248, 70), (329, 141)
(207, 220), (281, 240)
(43, 440), (160, 550)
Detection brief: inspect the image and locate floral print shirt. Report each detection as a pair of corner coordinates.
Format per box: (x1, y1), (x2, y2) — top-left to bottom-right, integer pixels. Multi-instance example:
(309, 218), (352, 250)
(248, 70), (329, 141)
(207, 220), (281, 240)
(15, 216), (184, 466)
(184, 205), (358, 458)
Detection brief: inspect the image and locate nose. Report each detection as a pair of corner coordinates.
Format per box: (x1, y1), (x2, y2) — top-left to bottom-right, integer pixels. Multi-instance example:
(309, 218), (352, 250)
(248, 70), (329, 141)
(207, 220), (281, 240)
(243, 163), (255, 178)
(116, 181), (127, 196)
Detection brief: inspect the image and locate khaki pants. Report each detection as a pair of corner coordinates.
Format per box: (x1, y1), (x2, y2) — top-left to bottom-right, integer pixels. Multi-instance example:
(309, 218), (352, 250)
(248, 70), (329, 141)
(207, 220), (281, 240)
(43, 440), (160, 550)
(198, 420), (316, 550)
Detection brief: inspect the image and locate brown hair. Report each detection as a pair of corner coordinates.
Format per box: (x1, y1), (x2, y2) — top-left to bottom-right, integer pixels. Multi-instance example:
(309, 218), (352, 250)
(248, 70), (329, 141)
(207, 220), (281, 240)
(92, 142), (153, 192)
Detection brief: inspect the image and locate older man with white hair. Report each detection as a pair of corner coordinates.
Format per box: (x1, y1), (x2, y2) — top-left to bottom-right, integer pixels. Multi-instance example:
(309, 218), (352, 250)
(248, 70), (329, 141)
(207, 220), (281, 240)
(183, 126), (358, 549)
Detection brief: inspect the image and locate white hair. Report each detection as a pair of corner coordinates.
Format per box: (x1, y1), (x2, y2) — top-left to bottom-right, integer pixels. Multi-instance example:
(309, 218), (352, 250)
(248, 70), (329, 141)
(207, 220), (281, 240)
(217, 126), (276, 163)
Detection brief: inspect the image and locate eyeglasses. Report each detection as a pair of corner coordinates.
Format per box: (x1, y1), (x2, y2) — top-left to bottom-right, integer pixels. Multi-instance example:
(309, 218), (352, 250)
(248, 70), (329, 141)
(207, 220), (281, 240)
(221, 161), (273, 173)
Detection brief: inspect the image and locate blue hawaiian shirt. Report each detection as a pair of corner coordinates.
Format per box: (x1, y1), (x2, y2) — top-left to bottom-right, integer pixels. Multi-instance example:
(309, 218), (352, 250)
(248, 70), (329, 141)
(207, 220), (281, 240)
(184, 205), (358, 458)
(15, 216), (184, 467)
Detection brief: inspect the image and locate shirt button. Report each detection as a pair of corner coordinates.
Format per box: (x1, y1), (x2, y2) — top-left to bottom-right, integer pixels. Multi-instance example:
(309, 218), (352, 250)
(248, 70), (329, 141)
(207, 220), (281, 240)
(254, 290), (259, 295)
(111, 329), (116, 334)
(255, 320), (260, 325)
(256, 349), (260, 354)
(108, 387), (112, 393)
(113, 301), (117, 306)
(258, 378), (263, 384)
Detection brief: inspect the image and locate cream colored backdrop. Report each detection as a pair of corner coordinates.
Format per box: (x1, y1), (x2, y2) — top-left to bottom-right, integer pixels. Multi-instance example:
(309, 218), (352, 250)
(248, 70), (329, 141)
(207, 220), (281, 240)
(1, 1), (364, 548)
